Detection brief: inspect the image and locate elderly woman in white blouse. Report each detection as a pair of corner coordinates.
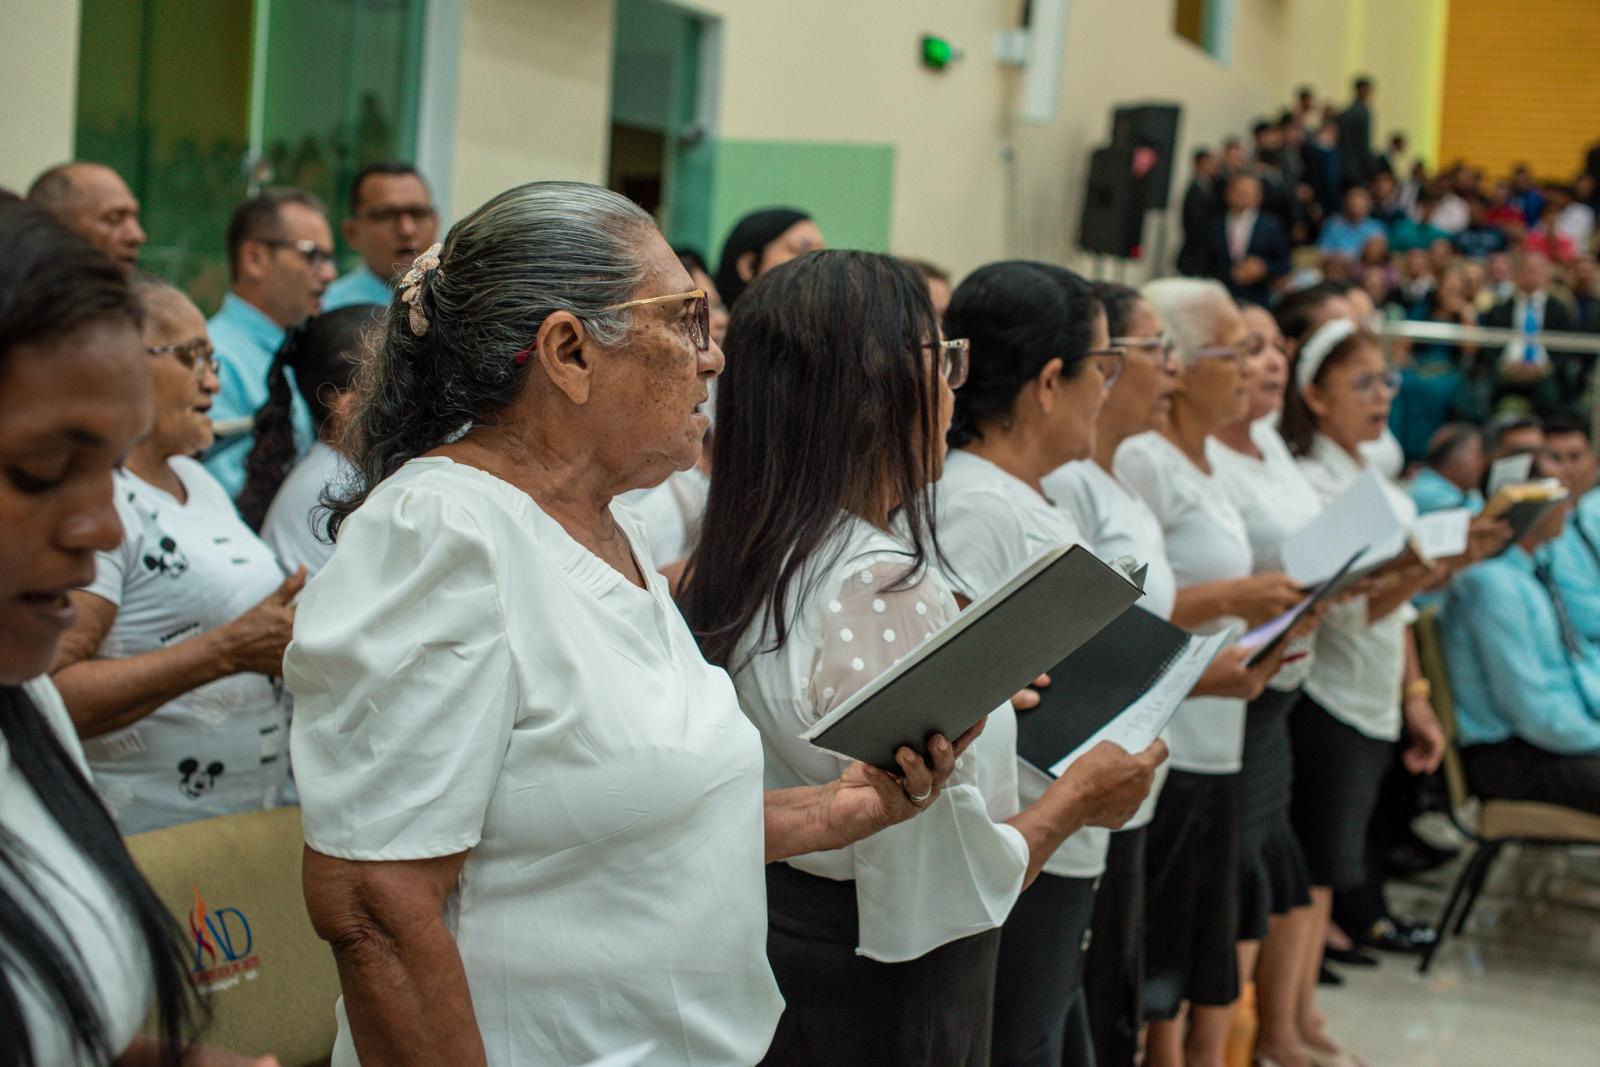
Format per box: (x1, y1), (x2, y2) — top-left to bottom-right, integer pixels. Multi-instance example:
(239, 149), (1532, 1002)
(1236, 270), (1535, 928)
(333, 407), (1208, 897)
(680, 251), (1162, 1067)
(287, 183), (972, 1067)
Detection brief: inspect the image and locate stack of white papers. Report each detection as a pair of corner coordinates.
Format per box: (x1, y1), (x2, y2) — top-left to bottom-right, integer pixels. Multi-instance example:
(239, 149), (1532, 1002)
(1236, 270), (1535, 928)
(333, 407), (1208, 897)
(1282, 469), (1408, 586)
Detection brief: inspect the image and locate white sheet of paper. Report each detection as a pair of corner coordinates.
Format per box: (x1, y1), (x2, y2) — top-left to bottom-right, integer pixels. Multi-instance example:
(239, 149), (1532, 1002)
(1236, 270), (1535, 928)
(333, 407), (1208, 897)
(577, 1044), (657, 1067)
(1048, 628), (1235, 775)
(1282, 468), (1406, 586)
(1486, 452), (1535, 499)
(1412, 508), (1471, 561)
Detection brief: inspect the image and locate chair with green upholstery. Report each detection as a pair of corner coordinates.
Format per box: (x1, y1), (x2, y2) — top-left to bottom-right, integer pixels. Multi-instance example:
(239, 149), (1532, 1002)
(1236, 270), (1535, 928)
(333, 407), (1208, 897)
(125, 805), (338, 1067)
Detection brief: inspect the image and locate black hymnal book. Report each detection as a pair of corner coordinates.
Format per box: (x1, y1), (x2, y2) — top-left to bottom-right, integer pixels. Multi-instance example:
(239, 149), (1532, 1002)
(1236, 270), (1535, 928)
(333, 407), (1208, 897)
(802, 544), (1142, 770)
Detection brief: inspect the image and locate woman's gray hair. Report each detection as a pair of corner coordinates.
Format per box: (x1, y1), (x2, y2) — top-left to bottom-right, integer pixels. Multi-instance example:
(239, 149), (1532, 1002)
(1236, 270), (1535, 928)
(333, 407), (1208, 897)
(325, 180), (659, 538)
(1139, 277), (1236, 364)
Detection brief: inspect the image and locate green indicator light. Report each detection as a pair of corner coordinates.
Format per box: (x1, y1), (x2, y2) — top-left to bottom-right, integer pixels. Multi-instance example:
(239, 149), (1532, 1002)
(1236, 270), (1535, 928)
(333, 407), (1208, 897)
(921, 35), (954, 70)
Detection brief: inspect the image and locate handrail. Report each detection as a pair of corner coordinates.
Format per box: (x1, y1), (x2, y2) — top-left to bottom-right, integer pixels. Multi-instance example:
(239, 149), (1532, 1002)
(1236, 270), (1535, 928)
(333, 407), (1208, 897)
(1372, 319), (1600, 354)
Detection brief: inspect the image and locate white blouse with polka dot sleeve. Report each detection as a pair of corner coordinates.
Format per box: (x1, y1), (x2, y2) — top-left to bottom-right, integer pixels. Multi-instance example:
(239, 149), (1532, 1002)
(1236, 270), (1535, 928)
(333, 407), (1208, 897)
(730, 515), (1030, 963)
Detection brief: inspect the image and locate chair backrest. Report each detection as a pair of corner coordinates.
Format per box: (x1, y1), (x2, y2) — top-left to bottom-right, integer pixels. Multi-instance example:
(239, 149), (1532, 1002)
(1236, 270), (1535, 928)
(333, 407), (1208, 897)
(125, 806), (337, 1067)
(1414, 606), (1471, 814)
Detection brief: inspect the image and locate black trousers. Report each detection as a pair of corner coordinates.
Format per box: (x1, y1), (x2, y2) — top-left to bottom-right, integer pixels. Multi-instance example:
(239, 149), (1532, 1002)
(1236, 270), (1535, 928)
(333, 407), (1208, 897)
(991, 872), (1098, 1067)
(1461, 739), (1600, 816)
(760, 862), (1002, 1067)
(1082, 827), (1147, 1067)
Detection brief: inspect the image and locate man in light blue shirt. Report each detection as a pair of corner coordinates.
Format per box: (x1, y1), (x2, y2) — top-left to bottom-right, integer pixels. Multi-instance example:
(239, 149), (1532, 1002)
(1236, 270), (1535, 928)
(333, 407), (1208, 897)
(1541, 415), (1600, 643)
(205, 188), (337, 498)
(1441, 469), (1600, 815)
(1317, 186), (1388, 261)
(1408, 423), (1486, 515)
(324, 162), (437, 312)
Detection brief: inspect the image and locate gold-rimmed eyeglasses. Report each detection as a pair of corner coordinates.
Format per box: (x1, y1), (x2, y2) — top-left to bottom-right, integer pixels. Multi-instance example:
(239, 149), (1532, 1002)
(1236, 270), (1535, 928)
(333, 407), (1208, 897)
(600, 288), (710, 351)
(924, 338), (970, 388)
(145, 338), (217, 378)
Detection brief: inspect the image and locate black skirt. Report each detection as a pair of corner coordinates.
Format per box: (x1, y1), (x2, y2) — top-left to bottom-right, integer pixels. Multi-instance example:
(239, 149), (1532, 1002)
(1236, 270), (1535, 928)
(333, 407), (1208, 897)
(1142, 770), (1241, 1018)
(1083, 826), (1147, 1067)
(1288, 692), (1395, 891)
(991, 872), (1098, 1067)
(760, 861), (1002, 1067)
(1237, 687), (1313, 940)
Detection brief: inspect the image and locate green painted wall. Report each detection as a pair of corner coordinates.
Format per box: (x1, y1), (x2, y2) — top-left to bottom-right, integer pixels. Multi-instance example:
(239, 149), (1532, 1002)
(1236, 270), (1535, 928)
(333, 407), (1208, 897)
(702, 140), (896, 267)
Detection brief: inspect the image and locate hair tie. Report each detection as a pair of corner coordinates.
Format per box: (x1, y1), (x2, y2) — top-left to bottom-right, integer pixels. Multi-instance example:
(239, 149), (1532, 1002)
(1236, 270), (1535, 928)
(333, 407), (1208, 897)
(398, 243), (444, 337)
(1294, 318), (1358, 396)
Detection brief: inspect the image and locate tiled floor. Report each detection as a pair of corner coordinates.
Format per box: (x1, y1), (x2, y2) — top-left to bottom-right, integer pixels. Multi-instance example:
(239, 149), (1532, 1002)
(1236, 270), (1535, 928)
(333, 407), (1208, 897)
(1319, 843), (1600, 1066)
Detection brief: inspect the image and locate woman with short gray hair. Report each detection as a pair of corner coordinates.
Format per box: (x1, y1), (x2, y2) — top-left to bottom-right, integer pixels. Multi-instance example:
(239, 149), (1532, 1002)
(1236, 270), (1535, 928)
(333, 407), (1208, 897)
(287, 181), (969, 1066)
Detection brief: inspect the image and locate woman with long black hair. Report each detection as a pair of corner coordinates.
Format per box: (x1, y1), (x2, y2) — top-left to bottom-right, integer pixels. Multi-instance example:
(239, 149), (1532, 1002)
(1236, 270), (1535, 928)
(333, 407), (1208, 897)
(239, 304), (379, 574)
(0, 203), (273, 1066)
(680, 250), (1162, 1067)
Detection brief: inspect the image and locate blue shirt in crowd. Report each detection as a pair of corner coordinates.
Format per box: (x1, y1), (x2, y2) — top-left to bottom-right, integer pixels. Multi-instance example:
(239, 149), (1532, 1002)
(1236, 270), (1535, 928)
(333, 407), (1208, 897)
(1441, 544), (1600, 755)
(1409, 467), (1485, 515)
(1317, 215), (1388, 259)
(323, 264), (393, 311)
(1549, 492), (1600, 645)
(203, 292), (312, 499)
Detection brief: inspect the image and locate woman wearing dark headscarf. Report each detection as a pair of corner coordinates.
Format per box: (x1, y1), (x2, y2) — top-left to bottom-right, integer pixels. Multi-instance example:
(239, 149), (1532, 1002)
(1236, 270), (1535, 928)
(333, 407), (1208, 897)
(713, 207), (824, 306)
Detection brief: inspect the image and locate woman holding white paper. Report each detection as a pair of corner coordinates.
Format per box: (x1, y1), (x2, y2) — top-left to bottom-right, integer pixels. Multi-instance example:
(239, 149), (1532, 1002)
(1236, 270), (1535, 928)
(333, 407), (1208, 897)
(1209, 304), (1327, 1067)
(934, 261), (1140, 1067)
(680, 250), (1163, 1067)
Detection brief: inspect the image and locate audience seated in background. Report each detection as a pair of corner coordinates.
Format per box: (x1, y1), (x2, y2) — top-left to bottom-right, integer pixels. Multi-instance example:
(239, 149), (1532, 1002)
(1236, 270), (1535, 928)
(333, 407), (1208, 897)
(1442, 453), (1600, 817)
(1410, 423), (1488, 514)
(49, 276), (299, 834)
(204, 187), (337, 498)
(240, 304), (379, 577)
(25, 161), (146, 272)
(323, 161), (437, 311)
(1318, 186), (1387, 263)
(1204, 174), (1291, 305)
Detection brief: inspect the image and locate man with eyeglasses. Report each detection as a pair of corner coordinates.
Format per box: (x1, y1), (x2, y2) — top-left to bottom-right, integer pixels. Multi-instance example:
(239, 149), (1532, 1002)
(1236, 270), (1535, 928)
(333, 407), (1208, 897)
(324, 161), (438, 311)
(204, 187), (336, 498)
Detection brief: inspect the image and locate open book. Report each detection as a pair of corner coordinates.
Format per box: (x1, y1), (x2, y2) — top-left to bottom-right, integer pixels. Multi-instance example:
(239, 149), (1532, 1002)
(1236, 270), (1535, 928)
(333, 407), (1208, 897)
(1282, 468), (1409, 587)
(1015, 607), (1232, 777)
(1485, 478), (1569, 544)
(802, 543), (1143, 769)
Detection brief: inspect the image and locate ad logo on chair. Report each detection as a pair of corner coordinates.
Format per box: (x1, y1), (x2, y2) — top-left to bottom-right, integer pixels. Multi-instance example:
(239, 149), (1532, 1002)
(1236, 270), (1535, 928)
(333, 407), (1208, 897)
(188, 886), (262, 993)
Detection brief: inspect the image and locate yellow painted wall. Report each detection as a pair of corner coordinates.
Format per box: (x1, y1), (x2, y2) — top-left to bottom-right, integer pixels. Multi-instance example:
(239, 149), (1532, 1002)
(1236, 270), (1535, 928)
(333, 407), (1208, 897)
(1438, 0), (1600, 179)
(1, 1), (81, 193)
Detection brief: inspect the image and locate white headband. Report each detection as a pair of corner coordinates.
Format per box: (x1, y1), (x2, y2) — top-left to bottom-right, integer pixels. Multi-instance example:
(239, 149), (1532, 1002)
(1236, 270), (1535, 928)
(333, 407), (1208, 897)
(1295, 318), (1358, 396)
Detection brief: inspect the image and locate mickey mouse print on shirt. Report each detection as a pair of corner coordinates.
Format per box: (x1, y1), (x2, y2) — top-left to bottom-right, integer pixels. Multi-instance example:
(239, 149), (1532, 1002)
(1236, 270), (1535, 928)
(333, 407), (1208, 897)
(126, 490), (191, 579)
(178, 757), (225, 799)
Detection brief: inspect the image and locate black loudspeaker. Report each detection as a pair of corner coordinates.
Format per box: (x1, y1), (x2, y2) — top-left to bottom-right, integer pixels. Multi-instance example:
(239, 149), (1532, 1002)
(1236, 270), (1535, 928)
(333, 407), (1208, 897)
(1077, 145), (1144, 258)
(1110, 103), (1182, 210)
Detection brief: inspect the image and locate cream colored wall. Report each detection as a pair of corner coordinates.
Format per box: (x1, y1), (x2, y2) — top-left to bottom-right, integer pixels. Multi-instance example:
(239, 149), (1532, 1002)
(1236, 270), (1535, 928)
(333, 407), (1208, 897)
(447, 0), (615, 219)
(1, 1), (81, 193)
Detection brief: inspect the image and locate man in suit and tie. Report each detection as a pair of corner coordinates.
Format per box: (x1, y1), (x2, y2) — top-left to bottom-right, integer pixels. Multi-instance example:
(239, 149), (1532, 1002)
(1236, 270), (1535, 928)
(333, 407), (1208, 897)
(1483, 251), (1579, 418)
(1203, 174), (1290, 305)
(1177, 148), (1221, 276)
(1337, 76), (1377, 191)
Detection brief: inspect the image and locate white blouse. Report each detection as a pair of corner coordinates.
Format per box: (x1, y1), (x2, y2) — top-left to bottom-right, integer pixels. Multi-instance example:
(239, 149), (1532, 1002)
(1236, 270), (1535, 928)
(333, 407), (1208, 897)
(935, 449), (1109, 880)
(261, 440), (354, 578)
(285, 458), (781, 1067)
(1296, 435), (1419, 741)
(1115, 432), (1253, 775)
(626, 466), (710, 567)
(82, 458), (290, 834)
(1208, 418), (1325, 692)
(1041, 458), (1177, 827)
(730, 513), (1030, 963)
(5, 677), (151, 1067)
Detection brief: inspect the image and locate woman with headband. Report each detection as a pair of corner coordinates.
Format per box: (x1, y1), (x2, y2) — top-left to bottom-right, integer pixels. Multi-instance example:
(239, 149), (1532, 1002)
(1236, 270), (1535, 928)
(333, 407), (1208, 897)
(1278, 316), (1446, 1067)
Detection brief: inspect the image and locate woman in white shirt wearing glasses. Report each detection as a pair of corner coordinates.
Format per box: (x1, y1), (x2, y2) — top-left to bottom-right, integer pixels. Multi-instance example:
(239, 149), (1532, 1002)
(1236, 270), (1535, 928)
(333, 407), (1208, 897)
(681, 250), (1162, 1067)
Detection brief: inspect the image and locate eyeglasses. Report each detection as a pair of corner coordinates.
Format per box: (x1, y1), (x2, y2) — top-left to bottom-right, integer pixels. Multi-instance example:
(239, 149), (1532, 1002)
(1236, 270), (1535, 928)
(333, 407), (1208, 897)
(600, 288), (711, 351)
(1190, 334), (1269, 364)
(1085, 346), (1127, 389)
(357, 205), (436, 226)
(1113, 333), (1179, 371)
(924, 338), (970, 388)
(257, 237), (336, 271)
(1349, 370), (1401, 397)
(146, 338), (217, 378)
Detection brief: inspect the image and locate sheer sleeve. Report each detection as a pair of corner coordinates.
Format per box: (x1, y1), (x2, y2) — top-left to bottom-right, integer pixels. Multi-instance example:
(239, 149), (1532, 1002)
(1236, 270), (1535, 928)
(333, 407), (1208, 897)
(802, 555), (1029, 963)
